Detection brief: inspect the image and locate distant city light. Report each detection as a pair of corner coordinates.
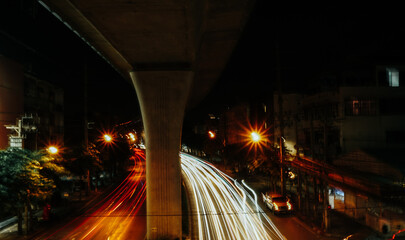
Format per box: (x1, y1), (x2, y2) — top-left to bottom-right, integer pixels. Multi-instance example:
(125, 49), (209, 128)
(288, 171), (296, 179)
(208, 130), (216, 139)
(128, 132), (136, 142)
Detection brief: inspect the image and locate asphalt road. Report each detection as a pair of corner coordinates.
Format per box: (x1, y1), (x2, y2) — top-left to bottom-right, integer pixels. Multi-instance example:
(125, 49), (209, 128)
(1, 150), (336, 240)
(268, 213), (325, 240)
(31, 149), (147, 240)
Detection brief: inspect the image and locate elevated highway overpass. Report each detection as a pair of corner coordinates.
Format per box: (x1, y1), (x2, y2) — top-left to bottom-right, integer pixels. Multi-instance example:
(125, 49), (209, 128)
(37, 1), (255, 239)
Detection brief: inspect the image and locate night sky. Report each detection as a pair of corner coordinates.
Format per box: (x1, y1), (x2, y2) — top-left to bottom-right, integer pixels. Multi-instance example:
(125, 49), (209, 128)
(2, 1), (405, 127)
(192, 3), (405, 115)
(1, 0), (139, 122)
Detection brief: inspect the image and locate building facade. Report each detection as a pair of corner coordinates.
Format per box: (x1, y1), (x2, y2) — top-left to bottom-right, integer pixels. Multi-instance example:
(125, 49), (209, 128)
(0, 56), (24, 149)
(273, 64), (405, 235)
(23, 72), (64, 150)
(0, 56), (64, 150)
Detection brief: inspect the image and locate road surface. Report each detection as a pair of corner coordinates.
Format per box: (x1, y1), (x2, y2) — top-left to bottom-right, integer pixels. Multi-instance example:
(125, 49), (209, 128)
(31, 148), (147, 240)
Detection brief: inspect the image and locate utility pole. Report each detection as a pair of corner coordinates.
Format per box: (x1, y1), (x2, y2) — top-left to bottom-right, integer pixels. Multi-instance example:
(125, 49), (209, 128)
(83, 54), (91, 194)
(5, 119), (24, 149)
(5, 114), (37, 149)
(280, 136), (284, 195)
(275, 23), (285, 196)
(223, 107), (228, 168)
(323, 179), (330, 231)
(84, 54), (88, 149)
(322, 110), (330, 231)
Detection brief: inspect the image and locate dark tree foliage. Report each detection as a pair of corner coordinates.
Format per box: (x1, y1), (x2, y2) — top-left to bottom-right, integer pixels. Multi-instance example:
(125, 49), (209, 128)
(0, 148), (67, 234)
(63, 143), (102, 177)
(63, 143), (102, 194)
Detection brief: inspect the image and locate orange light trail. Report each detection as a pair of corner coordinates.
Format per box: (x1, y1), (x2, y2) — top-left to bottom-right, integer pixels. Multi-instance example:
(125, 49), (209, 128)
(38, 148), (146, 240)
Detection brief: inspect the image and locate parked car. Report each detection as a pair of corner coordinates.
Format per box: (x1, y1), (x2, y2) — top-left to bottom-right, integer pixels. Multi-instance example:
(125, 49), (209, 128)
(262, 192), (293, 214)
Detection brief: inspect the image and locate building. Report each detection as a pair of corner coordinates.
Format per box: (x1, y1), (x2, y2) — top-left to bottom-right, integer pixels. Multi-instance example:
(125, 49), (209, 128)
(273, 93), (302, 158)
(273, 63), (405, 235)
(23, 72), (64, 150)
(0, 56), (24, 149)
(0, 56), (64, 150)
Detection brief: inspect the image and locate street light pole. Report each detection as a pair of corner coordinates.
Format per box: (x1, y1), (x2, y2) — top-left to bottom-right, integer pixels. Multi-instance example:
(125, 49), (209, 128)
(251, 131), (261, 166)
(102, 133), (114, 179)
(280, 136), (284, 196)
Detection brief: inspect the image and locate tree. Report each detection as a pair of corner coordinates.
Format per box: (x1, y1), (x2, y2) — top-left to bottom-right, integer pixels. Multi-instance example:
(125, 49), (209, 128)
(64, 143), (102, 195)
(83, 142), (102, 191)
(0, 148), (67, 234)
(262, 144), (282, 191)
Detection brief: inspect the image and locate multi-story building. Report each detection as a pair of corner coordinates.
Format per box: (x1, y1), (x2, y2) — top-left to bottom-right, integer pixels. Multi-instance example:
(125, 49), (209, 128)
(273, 64), (405, 235)
(0, 56), (64, 150)
(23, 72), (64, 150)
(274, 65), (405, 159)
(0, 56), (24, 149)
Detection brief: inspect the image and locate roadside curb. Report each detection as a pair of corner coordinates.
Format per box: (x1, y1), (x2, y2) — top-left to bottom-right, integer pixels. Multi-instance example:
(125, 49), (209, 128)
(292, 214), (344, 240)
(0, 190), (105, 239)
(292, 215), (323, 237)
(0, 217), (17, 231)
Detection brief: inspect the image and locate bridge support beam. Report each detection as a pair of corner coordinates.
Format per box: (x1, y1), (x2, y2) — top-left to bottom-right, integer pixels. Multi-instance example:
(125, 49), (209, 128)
(130, 71), (193, 240)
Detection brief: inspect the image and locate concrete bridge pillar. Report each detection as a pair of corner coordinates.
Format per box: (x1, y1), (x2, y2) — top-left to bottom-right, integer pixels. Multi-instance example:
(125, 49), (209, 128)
(130, 71), (193, 240)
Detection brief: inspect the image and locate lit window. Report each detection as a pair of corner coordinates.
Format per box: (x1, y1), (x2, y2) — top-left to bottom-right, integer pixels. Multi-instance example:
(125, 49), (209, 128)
(352, 100), (359, 115)
(387, 68), (400, 87)
(345, 98), (377, 116)
(334, 189), (345, 201)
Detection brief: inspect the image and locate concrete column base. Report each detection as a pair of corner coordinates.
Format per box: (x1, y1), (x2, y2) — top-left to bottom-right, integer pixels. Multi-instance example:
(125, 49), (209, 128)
(130, 71), (193, 240)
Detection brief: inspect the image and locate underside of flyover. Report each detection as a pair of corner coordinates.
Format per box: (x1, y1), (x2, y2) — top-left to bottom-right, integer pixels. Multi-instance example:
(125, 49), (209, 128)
(38, 0), (255, 239)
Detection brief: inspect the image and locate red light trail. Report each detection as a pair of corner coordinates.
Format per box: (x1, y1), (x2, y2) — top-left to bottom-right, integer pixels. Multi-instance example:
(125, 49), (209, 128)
(36, 148), (146, 240)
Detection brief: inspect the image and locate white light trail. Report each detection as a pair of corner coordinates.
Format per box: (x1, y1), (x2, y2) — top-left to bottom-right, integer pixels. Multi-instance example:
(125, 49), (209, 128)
(181, 153), (286, 240)
(242, 180), (260, 221)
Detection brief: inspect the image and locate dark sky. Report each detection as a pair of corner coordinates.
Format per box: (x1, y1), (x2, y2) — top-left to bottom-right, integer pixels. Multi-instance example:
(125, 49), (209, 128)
(0, 0), (139, 123)
(2, 1), (405, 126)
(189, 3), (405, 117)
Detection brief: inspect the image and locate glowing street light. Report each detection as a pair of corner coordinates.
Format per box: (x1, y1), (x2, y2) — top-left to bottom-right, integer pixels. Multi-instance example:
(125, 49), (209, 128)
(128, 132), (136, 142)
(208, 130), (216, 139)
(250, 131), (261, 143)
(104, 134), (113, 143)
(98, 131), (116, 149)
(47, 146), (58, 154)
(241, 125), (269, 154)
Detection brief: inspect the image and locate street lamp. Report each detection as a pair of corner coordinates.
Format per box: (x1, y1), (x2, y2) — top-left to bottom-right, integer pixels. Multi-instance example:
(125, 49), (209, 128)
(99, 131), (116, 178)
(250, 131), (263, 157)
(279, 136), (285, 195)
(47, 146), (58, 154)
(97, 130), (116, 148)
(208, 130), (216, 139)
(239, 123), (269, 173)
(103, 134), (113, 143)
(250, 131), (261, 143)
(127, 132), (136, 142)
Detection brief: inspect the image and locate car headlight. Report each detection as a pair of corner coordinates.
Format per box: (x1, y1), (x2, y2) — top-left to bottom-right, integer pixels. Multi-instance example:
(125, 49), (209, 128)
(273, 203), (279, 211)
(287, 201), (292, 210)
